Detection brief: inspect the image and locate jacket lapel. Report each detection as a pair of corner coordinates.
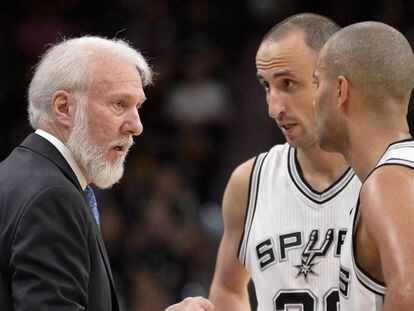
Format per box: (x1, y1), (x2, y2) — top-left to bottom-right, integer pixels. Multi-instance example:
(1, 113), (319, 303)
(21, 133), (119, 310)
(80, 192), (119, 310)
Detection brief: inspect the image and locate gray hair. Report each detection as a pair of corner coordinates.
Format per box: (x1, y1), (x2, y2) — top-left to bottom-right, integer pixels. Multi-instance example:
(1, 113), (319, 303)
(28, 36), (153, 129)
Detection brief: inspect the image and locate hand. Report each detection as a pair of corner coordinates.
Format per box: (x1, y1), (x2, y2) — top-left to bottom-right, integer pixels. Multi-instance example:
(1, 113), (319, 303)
(165, 297), (214, 311)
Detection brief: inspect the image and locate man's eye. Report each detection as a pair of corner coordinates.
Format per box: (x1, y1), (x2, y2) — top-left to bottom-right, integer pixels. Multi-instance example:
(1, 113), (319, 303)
(283, 79), (294, 88)
(114, 101), (124, 109)
(263, 81), (270, 92)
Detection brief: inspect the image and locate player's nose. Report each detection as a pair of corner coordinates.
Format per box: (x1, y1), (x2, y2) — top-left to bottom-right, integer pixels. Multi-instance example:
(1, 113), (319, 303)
(267, 91), (286, 119)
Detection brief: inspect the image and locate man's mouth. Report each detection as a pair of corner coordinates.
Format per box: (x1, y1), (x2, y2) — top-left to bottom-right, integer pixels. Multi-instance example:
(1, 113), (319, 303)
(282, 124), (296, 130)
(279, 122), (297, 132)
(110, 138), (134, 156)
(111, 145), (129, 156)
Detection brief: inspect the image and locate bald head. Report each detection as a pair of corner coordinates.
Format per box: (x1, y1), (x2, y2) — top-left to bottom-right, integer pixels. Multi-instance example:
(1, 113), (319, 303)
(320, 21), (414, 105)
(262, 13), (340, 53)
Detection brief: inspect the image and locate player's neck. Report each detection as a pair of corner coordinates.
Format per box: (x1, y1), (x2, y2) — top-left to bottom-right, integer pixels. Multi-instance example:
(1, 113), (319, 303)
(296, 143), (349, 192)
(347, 123), (411, 182)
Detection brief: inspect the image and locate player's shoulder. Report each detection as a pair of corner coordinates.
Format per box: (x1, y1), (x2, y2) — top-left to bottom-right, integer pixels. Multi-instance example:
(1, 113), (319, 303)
(221, 158), (256, 228)
(362, 164), (414, 202)
(229, 143), (288, 186)
(234, 143), (288, 174)
(366, 164), (414, 185)
(223, 158), (255, 208)
(231, 157), (256, 185)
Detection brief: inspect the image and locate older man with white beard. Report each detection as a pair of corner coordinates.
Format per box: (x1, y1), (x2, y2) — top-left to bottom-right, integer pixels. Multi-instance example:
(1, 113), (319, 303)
(0, 36), (213, 311)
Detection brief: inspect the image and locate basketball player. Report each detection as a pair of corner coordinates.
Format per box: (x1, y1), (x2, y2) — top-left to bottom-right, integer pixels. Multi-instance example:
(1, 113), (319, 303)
(313, 22), (414, 310)
(209, 14), (361, 310)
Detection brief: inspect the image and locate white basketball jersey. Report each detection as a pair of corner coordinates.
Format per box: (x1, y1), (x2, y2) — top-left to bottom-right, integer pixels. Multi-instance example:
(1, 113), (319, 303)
(339, 139), (414, 310)
(238, 144), (361, 311)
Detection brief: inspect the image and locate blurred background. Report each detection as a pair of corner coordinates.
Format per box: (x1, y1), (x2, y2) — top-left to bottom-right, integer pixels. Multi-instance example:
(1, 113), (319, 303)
(1, 0), (414, 310)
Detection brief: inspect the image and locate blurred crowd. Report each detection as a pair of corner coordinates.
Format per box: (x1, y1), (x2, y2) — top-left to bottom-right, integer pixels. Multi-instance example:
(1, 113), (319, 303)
(1, 0), (414, 310)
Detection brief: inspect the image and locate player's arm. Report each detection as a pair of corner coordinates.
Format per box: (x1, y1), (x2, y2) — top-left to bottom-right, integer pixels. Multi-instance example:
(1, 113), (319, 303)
(360, 166), (414, 310)
(208, 158), (255, 311)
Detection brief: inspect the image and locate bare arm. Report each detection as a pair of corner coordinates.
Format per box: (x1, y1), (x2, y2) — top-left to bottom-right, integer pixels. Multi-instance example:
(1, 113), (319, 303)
(208, 159), (255, 311)
(361, 166), (414, 310)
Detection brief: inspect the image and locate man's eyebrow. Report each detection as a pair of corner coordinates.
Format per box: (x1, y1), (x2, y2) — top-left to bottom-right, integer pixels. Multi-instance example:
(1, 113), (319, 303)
(110, 92), (146, 100)
(257, 70), (296, 81)
(272, 70), (295, 79)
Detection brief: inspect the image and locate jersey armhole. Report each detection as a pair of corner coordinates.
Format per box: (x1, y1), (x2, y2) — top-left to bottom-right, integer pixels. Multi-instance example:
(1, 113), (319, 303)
(237, 152), (268, 265)
(351, 201), (387, 296)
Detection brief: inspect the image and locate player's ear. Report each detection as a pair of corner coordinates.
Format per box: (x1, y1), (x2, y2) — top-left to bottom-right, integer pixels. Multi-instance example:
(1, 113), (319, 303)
(337, 75), (350, 113)
(51, 90), (76, 128)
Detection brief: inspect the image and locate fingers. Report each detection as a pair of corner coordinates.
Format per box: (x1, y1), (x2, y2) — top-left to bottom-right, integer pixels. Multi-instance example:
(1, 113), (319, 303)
(186, 297), (214, 310)
(165, 296), (214, 311)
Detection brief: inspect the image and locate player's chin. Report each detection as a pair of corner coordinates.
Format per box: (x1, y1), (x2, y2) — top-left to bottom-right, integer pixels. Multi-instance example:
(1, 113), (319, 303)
(285, 137), (302, 149)
(284, 132), (305, 148)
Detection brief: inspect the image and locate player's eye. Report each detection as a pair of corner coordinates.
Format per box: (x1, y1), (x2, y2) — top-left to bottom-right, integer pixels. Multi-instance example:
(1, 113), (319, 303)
(263, 81), (270, 92)
(283, 79), (294, 88)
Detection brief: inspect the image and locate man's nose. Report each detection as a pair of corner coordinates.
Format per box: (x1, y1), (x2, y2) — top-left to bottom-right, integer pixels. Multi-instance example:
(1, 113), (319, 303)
(122, 108), (143, 136)
(267, 90), (286, 119)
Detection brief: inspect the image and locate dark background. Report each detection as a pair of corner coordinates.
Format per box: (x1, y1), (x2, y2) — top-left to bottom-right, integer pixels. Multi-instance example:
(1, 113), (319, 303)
(1, 1), (413, 310)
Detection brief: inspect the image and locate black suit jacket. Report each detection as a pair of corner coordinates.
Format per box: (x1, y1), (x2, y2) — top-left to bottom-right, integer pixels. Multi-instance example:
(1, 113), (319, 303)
(0, 133), (119, 310)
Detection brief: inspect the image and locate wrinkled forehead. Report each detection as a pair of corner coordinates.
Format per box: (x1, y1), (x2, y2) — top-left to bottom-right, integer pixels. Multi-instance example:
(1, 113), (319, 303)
(256, 35), (317, 75)
(89, 53), (142, 87)
(85, 54), (144, 103)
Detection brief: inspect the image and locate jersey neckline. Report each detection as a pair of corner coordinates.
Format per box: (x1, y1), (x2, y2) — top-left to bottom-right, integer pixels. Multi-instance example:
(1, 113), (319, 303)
(287, 147), (355, 204)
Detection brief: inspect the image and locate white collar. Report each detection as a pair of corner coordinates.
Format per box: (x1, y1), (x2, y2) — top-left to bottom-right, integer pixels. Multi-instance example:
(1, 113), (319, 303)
(35, 129), (88, 190)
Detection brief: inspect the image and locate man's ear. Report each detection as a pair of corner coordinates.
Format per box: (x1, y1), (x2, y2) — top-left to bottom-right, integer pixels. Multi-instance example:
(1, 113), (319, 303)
(51, 90), (75, 128)
(337, 75), (350, 113)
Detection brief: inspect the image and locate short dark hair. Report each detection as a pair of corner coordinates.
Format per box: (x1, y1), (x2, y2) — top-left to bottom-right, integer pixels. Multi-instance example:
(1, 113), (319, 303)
(322, 21), (414, 104)
(262, 13), (340, 52)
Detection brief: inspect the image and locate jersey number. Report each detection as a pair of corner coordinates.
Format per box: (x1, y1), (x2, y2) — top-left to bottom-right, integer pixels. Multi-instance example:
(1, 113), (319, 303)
(274, 289), (339, 311)
(339, 265), (351, 298)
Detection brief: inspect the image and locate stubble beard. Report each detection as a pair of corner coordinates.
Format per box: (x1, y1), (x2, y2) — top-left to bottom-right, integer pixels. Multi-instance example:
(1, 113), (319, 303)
(317, 116), (348, 155)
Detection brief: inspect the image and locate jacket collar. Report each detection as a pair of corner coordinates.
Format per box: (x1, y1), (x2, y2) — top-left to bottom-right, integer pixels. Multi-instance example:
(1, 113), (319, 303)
(19, 133), (83, 192)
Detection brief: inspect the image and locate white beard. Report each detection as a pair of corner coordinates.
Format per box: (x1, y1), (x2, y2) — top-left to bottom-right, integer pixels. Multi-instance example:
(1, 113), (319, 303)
(66, 107), (133, 189)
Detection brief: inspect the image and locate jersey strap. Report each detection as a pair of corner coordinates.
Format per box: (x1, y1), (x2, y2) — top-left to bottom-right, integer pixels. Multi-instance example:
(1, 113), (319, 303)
(351, 203), (387, 296)
(238, 152), (268, 265)
(375, 139), (414, 170)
